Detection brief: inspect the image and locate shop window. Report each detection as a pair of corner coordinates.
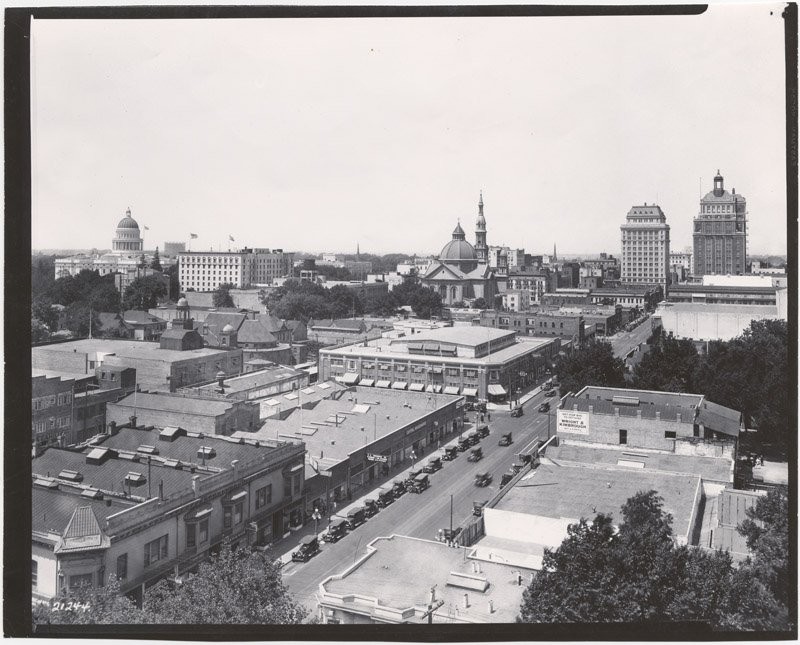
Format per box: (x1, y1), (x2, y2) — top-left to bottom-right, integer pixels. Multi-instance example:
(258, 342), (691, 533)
(619, 429), (628, 445)
(199, 519), (209, 543)
(234, 502), (244, 525)
(187, 523), (197, 548)
(116, 554), (127, 581)
(664, 430), (676, 439)
(69, 573), (93, 590)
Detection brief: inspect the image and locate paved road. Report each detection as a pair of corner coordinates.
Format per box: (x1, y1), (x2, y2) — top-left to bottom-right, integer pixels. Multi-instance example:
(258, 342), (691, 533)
(609, 318), (653, 358)
(282, 389), (556, 615)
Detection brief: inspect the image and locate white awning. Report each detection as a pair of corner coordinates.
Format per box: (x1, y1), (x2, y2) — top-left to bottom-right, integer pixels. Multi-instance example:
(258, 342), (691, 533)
(392, 381), (408, 390)
(462, 388), (478, 397)
(341, 372), (360, 385)
(425, 385), (436, 392)
(443, 386), (460, 395)
(376, 380), (392, 388)
(488, 384), (507, 396)
(409, 383), (425, 391)
(359, 378), (375, 387)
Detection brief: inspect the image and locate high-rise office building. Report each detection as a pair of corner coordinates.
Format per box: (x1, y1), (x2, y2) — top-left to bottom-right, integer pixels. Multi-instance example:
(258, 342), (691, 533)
(620, 203), (670, 295)
(692, 171), (747, 276)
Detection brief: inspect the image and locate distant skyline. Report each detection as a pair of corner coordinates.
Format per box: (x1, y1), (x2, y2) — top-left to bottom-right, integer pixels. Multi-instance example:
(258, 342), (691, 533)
(32, 7), (788, 256)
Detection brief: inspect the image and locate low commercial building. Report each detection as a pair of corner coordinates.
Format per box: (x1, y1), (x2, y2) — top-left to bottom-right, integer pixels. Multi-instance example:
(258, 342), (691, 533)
(589, 285), (663, 311)
(505, 270), (548, 305)
(31, 426), (305, 604)
(319, 326), (560, 402)
(478, 310), (585, 347)
(500, 289), (531, 312)
(559, 305), (622, 336)
(318, 535), (525, 624)
(107, 391), (260, 436)
(654, 302), (786, 342)
(667, 283), (780, 306)
(307, 318), (386, 346)
(233, 384), (465, 512)
(32, 374), (79, 450)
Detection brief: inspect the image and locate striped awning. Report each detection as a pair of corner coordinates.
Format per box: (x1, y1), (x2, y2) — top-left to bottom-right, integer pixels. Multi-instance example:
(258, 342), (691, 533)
(360, 378), (375, 387)
(391, 381), (408, 390)
(443, 386), (460, 395)
(376, 380), (392, 388)
(409, 383), (425, 391)
(341, 372), (360, 385)
(488, 384), (507, 396)
(462, 388), (478, 397)
(425, 385), (436, 392)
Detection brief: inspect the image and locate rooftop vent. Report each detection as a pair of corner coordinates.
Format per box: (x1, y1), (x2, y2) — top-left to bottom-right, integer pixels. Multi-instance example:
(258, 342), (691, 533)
(58, 469), (83, 483)
(137, 444), (159, 455)
(611, 395), (640, 406)
(81, 488), (104, 500)
(446, 571), (490, 592)
(85, 447), (116, 465)
(163, 459), (182, 470)
(33, 478), (59, 490)
(124, 471), (147, 485)
(197, 446), (216, 460)
(159, 426), (185, 442)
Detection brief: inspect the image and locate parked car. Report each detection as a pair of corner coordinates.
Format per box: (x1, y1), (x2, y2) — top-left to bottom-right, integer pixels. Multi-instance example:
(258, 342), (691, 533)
(510, 406), (523, 417)
(476, 424), (490, 438)
(323, 518), (348, 543)
(545, 390), (557, 398)
(409, 473), (430, 493)
(476, 400), (488, 413)
(510, 463), (523, 475)
(405, 468), (423, 486)
(291, 535), (320, 562)
(498, 432), (513, 446)
(473, 500), (488, 516)
(345, 507), (366, 530)
(439, 527), (462, 542)
(538, 402), (550, 413)
(465, 401), (477, 412)
(500, 472), (514, 489)
(391, 479), (407, 497)
(467, 447), (483, 462)
(467, 432), (480, 446)
(363, 499), (379, 518)
(474, 472), (493, 487)
(423, 457), (442, 473)
(442, 446), (459, 461)
(376, 488), (394, 508)
(457, 438), (471, 452)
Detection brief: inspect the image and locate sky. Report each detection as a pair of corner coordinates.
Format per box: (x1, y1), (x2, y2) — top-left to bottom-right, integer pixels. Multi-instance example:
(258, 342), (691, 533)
(31, 5), (789, 257)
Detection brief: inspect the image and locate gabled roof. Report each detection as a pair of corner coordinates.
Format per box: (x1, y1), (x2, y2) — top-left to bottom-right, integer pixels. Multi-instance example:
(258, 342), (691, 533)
(285, 320), (305, 331)
(697, 400), (742, 437)
(56, 506), (109, 553)
(204, 312), (246, 333)
(421, 261), (469, 281)
(256, 313), (287, 333)
(96, 312), (129, 332)
(122, 310), (167, 325)
(237, 320), (277, 345)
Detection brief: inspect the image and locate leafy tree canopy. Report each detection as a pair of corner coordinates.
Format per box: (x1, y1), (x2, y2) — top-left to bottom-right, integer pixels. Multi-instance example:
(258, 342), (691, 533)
(150, 247), (162, 271)
(555, 340), (626, 396)
(122, 275), (167, 311)
(212, 282), (236, 308)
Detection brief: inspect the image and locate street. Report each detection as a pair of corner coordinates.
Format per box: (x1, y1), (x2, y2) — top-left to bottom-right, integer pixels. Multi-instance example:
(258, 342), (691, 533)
(608, 318), (653, 358)
(281, 389), (555, 615)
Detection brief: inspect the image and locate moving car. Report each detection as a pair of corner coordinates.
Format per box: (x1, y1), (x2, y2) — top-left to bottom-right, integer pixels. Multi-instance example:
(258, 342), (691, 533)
(423, 457), (442, 473)
(498, 432), (513, 446)
(544, 389), (557, 398)
(467, 447), (483, 462)
(292, 535), (320, 562)
(538, 402), (550, 413)
(442, 446), (459, 461)
(323, 518), (348, 543)
(510, 406), (523, 417)
(409, 473), (430, 493)
(363, 499), (379, 518)
(345, 507), (366, 530)
(474, 472), (493, 487)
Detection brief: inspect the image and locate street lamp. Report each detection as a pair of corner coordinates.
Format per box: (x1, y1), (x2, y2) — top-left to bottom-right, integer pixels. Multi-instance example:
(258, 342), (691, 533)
(410, 449), (417, 471)
(312, 507), (322, 537)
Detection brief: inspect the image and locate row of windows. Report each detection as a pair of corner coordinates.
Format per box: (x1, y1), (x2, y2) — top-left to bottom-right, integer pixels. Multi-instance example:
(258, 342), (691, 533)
(32, 415), (71, 433)
(32, 392), (72, 410)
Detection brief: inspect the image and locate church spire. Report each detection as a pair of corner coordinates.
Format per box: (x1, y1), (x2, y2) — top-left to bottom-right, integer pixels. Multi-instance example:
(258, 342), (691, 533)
(553, 243), (557, 262)
(475, 191), (487, 263)
(357, 242), (360, 261)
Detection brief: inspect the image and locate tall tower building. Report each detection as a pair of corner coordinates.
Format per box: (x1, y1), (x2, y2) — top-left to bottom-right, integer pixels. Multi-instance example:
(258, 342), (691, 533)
(620, 203), (670, 295)
(692, 171), (747, 276)
(475, 192), (488, 263)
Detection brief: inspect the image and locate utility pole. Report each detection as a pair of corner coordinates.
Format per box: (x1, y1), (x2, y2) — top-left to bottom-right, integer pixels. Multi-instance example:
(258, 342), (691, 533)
(421, 586), (444, 624)
(449, 494), (453, 534)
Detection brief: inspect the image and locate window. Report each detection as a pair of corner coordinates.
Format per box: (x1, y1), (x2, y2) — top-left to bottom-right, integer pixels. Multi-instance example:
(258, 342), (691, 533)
(224, 506), (233, 529)
(664, 430), (676, 439)
(69, 573), (93, 590)
(186, 523), (196, 548)
(32, 560), (37, 588)
(116, 554), (127, 581)
(619, 429), (627, 445)
(234, 502), (244, 525)
(256, 485), (272, 509)
(144, 534), (169, 567)
(199, 519), (209, 543)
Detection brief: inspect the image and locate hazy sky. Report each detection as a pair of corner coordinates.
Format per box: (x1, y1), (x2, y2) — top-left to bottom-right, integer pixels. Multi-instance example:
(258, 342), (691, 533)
(31, 5), (788, 256)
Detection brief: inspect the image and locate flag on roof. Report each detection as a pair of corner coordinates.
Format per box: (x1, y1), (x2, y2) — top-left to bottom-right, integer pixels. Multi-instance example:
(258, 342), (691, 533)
(229, 235), (235, 242)
(190, 233), (198, 239)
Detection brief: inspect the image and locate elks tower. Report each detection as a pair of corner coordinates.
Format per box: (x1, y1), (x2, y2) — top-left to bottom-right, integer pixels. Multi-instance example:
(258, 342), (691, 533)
(475, 192), (488, 263)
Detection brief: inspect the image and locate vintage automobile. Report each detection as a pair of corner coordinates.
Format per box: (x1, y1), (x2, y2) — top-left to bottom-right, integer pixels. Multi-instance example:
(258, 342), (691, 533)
(323, 518), (348, 543)
(457, 437), (471, 452)
(391, 479), (407, 497)
(409, 473), (430, 493)
(345, 507), (366, 530)
(405, 468), (423, 486)
(538, 402), (550, 413)
(423, 457), (442, 473)
(510, 406), (524, 417)
(464, 401), (477, 412)
(467, 447), (483, 462)
(292, 535), (320, 562)
(376, 488), (394, 508)
(475, 400), (488, 413)
(466, 432), (480, 446)
(474, 472), (493, 487)
(473, 500), (488, 516)
(438, 527), (462, 542)
(476, 424), (490, 438)
(498, 432), (513, 446)
(500, 472), (514, 489)
(363, 499), (379, 518)
(510, 462), (523, 475)
(545, 389), (557, 398)
(442, 446), (459, 461)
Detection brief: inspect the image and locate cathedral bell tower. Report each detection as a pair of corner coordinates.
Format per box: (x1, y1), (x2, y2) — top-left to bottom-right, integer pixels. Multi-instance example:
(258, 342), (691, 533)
(475, 192), (488, 263)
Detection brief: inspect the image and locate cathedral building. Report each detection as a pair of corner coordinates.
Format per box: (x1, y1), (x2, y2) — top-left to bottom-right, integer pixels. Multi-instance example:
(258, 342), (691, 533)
(420, 194), (499, 306)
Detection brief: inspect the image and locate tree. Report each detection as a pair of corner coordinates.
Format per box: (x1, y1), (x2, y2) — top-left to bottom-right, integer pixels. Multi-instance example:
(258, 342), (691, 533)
(32, 578), (144, 626)
(138, 253), (147, 268)
(408, 287), (443, 319)
(32, 296), (58, 330)
(472, 297), (488, 310)
(632, 327), (700, 392)
(212, 282), (236, 308)
(165, 261), (181, 301)
(63, 303), (101, 338)
(32, 254), (57, 301)
(31, 317), (51, 344)
(555, 340), (626, 397)
(328, 284), (362, 318)
(150, 247), (162, 271)
(316, 265), (352, 281)
(142, 542), (305, 624)
(122, 275), (168, 311)
(366, 291), (398, 317)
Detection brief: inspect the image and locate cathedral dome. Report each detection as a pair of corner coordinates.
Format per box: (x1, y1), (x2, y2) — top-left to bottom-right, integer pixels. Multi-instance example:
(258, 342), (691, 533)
(116, 209), (140, 230)
(440, 221), (477, 262)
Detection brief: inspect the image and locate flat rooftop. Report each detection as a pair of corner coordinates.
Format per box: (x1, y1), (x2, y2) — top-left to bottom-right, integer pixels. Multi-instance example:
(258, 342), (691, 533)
(565, 386), (703, 422)
(495, 462), (700, 540)
(111, 391), (242, 416)
(321, 535), (525, 623)
(32, 486), (136, 536)
(190, 365), (305, 395)
(234, 386), (456, 468)
(33, 338), (233, 363)
(32, 368), (94, 382)
(391, 326), (514, 347)
(549, 442), (734, 484)
(656, 303), (779, 315)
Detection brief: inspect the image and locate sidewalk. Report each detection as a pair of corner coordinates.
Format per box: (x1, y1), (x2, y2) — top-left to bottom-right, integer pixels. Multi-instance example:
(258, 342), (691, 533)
(486, 381), (549, 412)
(275, 428), (475, 565)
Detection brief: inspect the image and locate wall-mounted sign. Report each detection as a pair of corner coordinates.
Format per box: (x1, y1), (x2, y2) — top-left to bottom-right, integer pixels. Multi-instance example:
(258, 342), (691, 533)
(558, 409), (590, 435)
(366, 453), (388, 463)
